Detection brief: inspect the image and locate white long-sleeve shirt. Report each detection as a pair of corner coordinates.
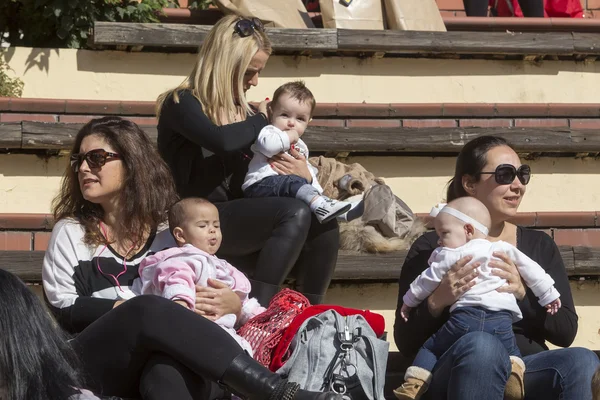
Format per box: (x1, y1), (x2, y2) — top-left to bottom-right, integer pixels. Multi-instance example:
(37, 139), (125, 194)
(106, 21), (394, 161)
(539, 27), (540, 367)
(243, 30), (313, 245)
(242, 125), (323, 192)
(403, 239), (560, 321)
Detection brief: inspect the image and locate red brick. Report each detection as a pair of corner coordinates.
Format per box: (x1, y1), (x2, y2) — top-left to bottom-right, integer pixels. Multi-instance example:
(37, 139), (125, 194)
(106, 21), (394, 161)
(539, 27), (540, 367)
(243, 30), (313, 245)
(337, 103), (391, 117)
(0, 113), (56, 122)
(346, 119), (401, 128)
(588, 0), (600, 9)
(494, 104), (549, 117)
(59, 115), (101, 124)
(124, 116), (158, 126)
(508, 212), (537, 227)
(439, 10), (456, 17)
(65, 100), (121, 115)
(0, 232), (31, 250)
(312, 103), (338, 117)
(0, 97), (10, 111)
(570, 119), (600, 129)
(309, 119), (345, 127)
(554, 229), (600, 246)
(537, 212), (596, 227)
(548, 104), (600, 118)
(403, 119), (457, 128)
(10, 98), (66, 113)
(443, 104), (496, 117)
(459, 119), (512, 128)
(120, 101), (155, 116)
(514, 118), (569, 127)
(436, 0), (465, 10)
(455, 10), (467, 16)
(34, 232), (52, 251)
(389, 104), (443, 117)
(0, 214), (52, 230)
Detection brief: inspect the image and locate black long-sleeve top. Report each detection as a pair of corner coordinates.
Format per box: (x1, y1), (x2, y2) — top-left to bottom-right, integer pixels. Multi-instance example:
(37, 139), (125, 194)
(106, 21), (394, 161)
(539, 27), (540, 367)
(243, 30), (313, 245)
(157, 90), (268, 201)
(394, 227), (578, 358)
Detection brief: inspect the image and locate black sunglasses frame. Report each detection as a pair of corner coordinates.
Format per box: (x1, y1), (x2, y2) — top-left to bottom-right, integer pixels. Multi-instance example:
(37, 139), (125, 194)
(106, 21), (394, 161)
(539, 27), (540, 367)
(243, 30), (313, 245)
(480, 164), (531, 185)
(70, 149), (121, 172)
(233, 18), (264, 38)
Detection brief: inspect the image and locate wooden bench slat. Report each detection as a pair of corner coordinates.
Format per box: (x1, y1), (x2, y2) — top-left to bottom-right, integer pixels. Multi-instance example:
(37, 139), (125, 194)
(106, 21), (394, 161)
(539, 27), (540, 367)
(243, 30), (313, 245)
(92, 22), (338, 52)
(0, 123), (23, 149)
(337, 30), (577, 55)
(2, 247), (598, 283)
(10, 122), (600, 154)
(92, 22), (600, 58)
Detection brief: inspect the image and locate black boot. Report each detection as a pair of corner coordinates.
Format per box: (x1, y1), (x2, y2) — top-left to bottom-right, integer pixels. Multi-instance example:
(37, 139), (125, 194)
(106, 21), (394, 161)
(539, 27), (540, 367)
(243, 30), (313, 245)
(301, 293), (325, 306)
(220, 353), (342, 400)
(249, 280), (281, 305)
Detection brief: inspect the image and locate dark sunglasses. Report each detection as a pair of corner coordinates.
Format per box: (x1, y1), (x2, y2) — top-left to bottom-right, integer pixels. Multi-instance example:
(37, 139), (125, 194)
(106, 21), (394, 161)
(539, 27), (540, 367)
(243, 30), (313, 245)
(70, 149), (121, 172)
(480, 164), (531, 185)
(233, 18), (264, 38)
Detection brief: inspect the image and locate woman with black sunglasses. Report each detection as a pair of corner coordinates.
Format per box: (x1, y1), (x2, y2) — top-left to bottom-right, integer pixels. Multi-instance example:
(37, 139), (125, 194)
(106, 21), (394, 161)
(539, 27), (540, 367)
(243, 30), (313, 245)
(43, 116), (342, 400)
(155, 14), (339, 306)
(393, 136), (599, 399)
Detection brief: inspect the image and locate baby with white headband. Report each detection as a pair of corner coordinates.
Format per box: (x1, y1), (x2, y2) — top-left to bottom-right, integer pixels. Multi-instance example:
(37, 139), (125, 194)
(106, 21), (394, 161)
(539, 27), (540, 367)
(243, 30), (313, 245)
(394, 196), (561, 400)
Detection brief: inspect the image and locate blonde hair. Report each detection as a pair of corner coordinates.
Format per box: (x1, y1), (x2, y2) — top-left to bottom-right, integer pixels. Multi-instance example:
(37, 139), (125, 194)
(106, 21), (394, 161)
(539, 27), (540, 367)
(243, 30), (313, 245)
(156, 15), (272, 125)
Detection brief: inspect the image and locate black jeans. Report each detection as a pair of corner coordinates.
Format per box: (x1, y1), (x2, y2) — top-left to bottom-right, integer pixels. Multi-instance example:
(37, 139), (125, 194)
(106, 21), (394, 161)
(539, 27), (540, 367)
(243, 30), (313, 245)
(464, 0), (544, 17)
(215, 196), (340, 298)
(244, 175), (310, 199)
(72, 295), (240, 399)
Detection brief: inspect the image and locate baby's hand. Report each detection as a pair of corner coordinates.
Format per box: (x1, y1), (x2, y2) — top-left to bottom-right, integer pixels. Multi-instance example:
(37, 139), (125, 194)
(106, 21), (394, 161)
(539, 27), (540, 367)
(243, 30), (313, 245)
(400, 303), (412, 322)
(286, 129), (299, 144)
(545, 298), (561, 315)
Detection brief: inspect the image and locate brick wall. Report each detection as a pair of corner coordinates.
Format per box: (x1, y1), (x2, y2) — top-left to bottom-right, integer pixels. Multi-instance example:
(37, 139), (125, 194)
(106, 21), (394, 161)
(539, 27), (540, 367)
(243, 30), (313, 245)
(0, 213), (598, 252)
(5, 99), (600, 130)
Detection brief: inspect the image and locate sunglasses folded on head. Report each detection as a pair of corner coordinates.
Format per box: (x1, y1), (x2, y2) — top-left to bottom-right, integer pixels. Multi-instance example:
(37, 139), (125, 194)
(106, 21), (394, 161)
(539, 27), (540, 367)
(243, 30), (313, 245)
(234, 18), (264, 38)
(480, 164), (531, 185)
(70, 149), (120, 172)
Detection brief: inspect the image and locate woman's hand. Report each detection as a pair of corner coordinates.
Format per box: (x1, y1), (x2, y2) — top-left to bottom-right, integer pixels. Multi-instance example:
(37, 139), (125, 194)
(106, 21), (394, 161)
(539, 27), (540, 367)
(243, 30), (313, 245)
(195, 279), (242, 321)
(427, 256), (480, 317)
(269, 147), (312, 182)
(258, 99), (269, 118)
(490, 252), (526, 301)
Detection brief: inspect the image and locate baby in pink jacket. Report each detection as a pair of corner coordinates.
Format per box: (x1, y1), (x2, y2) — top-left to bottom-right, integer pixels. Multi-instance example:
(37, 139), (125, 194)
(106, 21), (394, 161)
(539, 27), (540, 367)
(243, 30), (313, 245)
(138, 197), (265, 355)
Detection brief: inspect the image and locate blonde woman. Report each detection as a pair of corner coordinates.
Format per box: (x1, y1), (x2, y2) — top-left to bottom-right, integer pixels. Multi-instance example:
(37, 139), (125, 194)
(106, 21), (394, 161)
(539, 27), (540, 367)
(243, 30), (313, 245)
(157, 15), (340, 306)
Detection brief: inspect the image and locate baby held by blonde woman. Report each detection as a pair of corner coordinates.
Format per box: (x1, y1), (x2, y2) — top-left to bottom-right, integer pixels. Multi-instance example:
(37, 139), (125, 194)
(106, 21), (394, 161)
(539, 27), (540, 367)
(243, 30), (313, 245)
(395, 196), (561, 400)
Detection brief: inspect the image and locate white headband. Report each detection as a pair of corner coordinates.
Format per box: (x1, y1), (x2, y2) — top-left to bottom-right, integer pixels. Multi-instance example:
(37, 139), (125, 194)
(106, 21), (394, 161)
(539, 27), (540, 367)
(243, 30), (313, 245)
(429, 203), (489, 236)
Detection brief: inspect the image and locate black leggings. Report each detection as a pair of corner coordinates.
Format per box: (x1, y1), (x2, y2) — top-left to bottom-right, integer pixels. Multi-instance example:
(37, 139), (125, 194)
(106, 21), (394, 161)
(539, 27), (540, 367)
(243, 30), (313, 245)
(464, 0), (544, 17)
(215, 197), (340, 297)
(72, 295), (242, 399)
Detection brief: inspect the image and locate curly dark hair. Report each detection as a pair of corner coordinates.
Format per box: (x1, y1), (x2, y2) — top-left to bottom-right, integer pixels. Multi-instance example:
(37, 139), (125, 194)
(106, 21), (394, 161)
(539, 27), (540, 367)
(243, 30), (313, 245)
(52, 116), (179, 245)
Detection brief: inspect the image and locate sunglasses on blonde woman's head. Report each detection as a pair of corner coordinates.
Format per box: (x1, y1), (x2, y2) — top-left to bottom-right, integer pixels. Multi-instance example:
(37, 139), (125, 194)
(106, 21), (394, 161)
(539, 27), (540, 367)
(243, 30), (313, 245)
(70, 149), (121, 172)
(480, 164), (531, 185)
(234, 18), (264, 38)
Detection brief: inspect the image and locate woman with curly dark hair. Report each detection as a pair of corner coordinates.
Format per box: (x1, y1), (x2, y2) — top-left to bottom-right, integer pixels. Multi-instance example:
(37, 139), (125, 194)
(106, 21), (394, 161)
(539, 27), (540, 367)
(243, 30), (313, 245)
(43, 116), (340, 400)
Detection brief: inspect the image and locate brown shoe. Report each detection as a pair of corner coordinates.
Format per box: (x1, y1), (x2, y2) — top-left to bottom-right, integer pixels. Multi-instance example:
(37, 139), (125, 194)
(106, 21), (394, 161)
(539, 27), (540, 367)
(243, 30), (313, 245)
(393, 378), (429, 400)
(504, 356), (525, 400)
